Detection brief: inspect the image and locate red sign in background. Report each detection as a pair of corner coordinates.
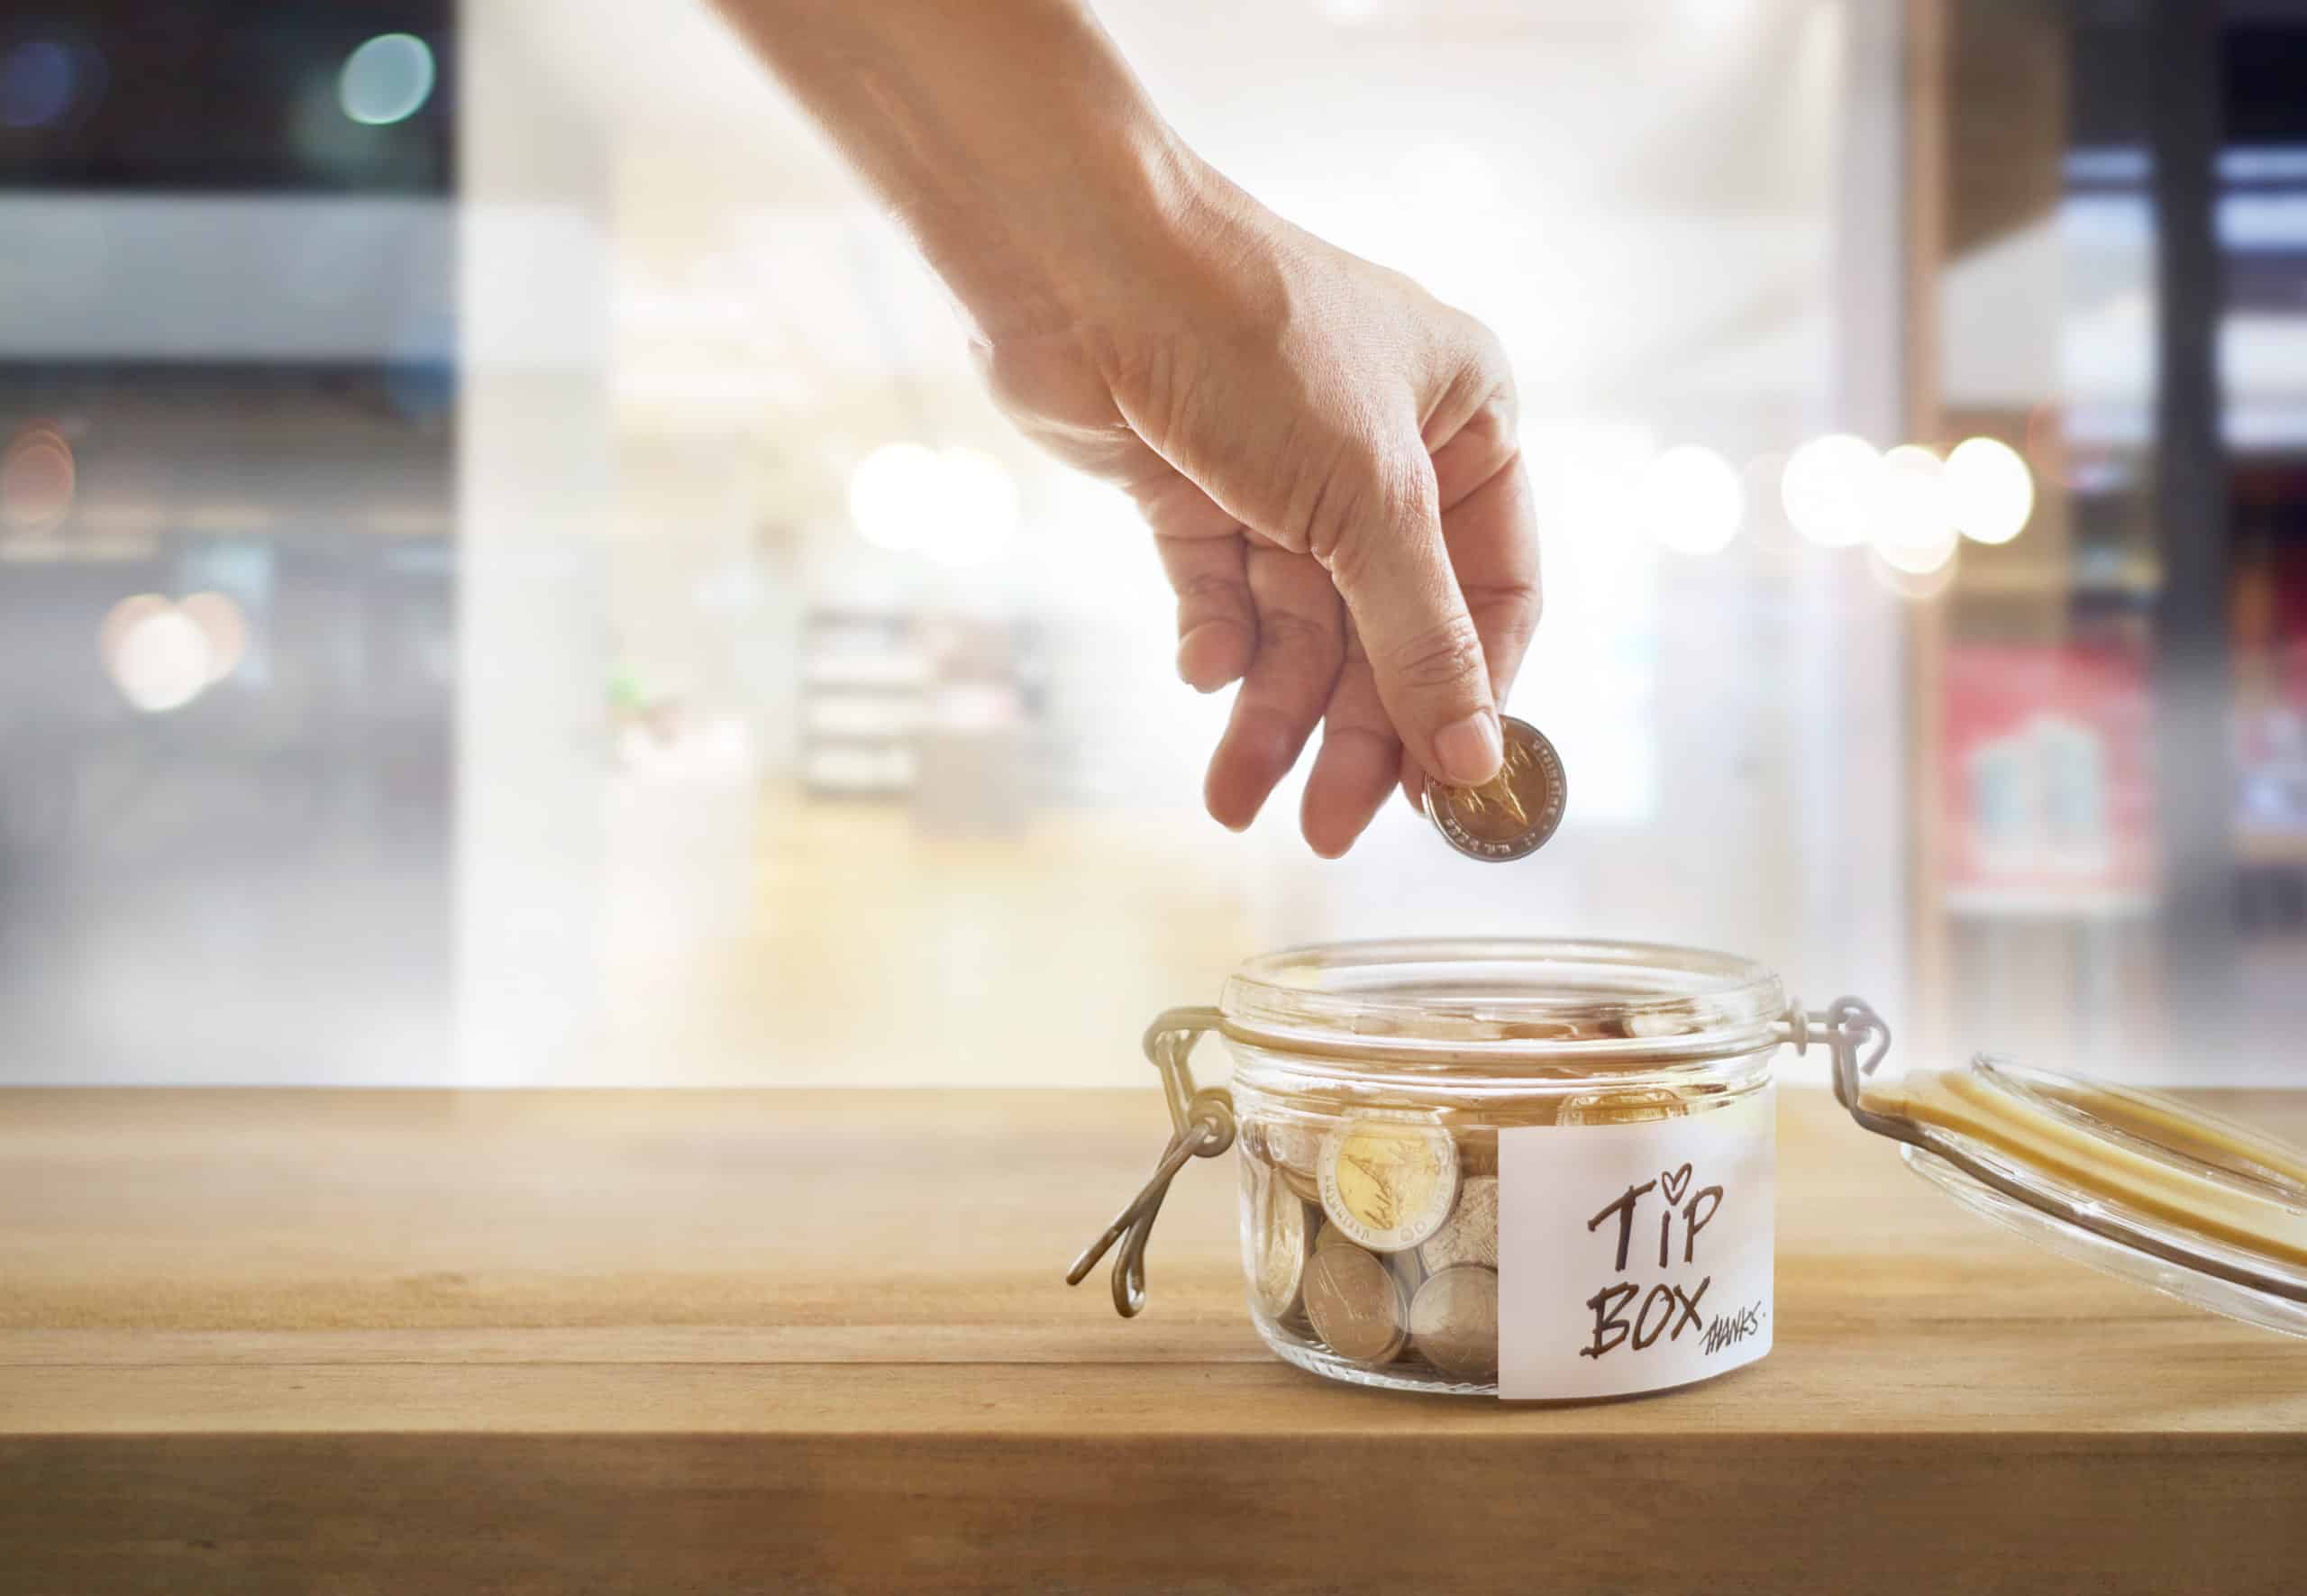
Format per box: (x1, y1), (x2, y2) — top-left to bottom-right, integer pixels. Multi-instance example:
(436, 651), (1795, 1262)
(1940, 641), (2156, 898)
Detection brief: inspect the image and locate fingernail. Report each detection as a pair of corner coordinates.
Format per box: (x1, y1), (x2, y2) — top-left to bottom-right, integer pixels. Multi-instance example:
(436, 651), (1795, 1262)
(1434, 711), (1503, 786)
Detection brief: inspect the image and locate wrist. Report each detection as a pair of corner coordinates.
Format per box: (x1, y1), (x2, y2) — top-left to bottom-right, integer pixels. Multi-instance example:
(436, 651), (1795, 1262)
(951, 114), (1221, 340)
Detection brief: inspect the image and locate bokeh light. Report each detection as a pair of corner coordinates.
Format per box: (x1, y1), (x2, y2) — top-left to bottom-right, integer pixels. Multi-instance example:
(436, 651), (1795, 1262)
(105, 601), (214, 714)
(1633, 444), (1743, 555)
(920, 447), (1020, 569)
(1739, 452), (1795, 554)
(98, 595), (171, 670)
(850, 443), (1021, 568)
(338, 33), (435, 127)
(0, 425), (77, 535)
(1872, 445), (1957, 573)
(1780, 433), (1880, 548)
(848, 442), (943, 553)
(1866, 544), (1960, 601)
(1, 41), (73, 128)
(1944, 436), (2035, 545)
(178, 591), (251, 684)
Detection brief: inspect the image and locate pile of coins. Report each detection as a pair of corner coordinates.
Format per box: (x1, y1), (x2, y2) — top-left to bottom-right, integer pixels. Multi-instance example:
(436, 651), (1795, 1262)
(1243, 1110), (1503, 1385)
(1240, 1055), (1705, 1388)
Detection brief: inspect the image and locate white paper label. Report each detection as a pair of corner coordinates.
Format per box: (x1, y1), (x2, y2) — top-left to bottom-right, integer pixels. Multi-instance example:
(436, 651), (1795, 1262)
(1497, 1086), (1774, 1400)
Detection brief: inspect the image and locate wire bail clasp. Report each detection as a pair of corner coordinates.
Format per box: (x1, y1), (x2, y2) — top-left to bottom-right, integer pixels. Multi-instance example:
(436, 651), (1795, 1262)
(1065, 1007), (1234, 1318)
(1782, 994), (1903, 1139)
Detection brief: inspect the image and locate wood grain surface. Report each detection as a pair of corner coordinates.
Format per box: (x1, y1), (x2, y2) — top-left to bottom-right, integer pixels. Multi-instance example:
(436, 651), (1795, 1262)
(3, 1086), (2302, 1594)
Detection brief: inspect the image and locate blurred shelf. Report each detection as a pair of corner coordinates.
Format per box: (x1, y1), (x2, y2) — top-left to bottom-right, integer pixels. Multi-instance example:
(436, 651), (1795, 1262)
(800, 662), (931, 691)
(0, 535), (162, 565)
(801, 606), (925, 795)
(1942, 886), (2157, 922)
(1950, 563), (2161, 600)
(2235, 826), (2307, 868)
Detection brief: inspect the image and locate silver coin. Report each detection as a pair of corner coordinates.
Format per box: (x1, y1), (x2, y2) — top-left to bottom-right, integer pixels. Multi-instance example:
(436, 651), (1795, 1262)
(1418, 1174), (1499, 1272)
(1303, 1243), (1409, 1364)
(1247, 1161), (1309, 1321)
(1409, 1264), (1500, 1382)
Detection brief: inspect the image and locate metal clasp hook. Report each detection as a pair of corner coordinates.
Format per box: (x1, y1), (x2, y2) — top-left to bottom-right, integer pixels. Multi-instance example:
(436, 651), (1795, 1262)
(1066, 1007), (1234, 1318)
(1782, 994), (1908, 1142)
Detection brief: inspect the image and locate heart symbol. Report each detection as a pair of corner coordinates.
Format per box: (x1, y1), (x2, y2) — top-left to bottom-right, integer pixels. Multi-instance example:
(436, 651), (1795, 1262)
(1660, 1163), (1692, 1206)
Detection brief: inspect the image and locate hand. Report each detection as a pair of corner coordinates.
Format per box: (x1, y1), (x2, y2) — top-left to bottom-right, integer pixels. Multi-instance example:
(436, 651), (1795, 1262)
(974, 160), (1540, 856)
(719, 0), (1539, 854)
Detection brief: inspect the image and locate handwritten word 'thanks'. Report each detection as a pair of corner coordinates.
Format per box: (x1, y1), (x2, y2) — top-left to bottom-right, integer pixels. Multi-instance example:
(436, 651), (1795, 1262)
(1701, 1302), (1764, 1356)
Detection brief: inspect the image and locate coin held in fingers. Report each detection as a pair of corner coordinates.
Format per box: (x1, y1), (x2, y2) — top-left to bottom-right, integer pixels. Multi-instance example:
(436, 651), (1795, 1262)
(1424, 716), (1567, 862)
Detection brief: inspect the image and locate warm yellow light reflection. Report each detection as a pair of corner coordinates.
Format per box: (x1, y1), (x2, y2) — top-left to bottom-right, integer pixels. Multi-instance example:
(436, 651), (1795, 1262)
(1634, 444), (1743, 555)
(1945, 436), (2035, 545)
(1779, 433), (1879, 548)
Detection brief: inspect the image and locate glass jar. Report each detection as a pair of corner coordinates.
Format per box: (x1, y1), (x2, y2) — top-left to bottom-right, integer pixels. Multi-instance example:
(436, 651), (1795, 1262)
(1077, 938), (1833, 1400)
(1069, 935), (2307, 1400)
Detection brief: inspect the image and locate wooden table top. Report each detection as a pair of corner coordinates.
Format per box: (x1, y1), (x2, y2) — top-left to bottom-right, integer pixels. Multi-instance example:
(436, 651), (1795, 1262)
(3, 1086), (2302, 1594)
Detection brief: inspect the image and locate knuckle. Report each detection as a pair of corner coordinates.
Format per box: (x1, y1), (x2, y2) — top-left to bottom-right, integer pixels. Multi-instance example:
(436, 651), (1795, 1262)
(1389, 615), (1486, 695)
(1256, 609), (1335, 659)
(1308, 446), (1428, 579)
(1175, 570), (1250, 617)
(1454, 315), (1519, 427)
(1464, 314), (1510, 381)
(1517, 577), (1546, 631)
(1484, 605), (1539, 676)
(1297, 461), (1375, 570)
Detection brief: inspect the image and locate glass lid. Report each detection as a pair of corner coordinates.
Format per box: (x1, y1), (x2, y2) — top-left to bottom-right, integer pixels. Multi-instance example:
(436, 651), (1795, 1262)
(1839, 1048), (2307, 1339)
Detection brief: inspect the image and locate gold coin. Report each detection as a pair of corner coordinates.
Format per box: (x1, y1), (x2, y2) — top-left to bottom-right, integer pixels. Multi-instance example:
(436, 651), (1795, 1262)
(1423, 716), (1567, 862)
(1561, 1087), (1685, 1126)
(1409, 1264), (1500, 1382)
(1302, 1244), (1408, 1364)
(1418, 1174), (1499, 1272)
(1318, 1113), (1460, 1254)
(1247, 1163), (1309, 1321)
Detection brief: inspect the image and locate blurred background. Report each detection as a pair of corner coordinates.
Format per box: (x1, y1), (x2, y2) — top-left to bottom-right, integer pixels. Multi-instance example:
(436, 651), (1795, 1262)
(0, 0), (2299, 1088)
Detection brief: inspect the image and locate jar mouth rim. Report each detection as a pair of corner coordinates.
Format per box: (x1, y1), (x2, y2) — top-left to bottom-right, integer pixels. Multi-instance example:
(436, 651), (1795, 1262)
(1219, 937), (1788, 1062)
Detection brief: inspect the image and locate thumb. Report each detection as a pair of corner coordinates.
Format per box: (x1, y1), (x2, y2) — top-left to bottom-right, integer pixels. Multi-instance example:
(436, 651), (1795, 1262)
(1319, 445), (1503, 788)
